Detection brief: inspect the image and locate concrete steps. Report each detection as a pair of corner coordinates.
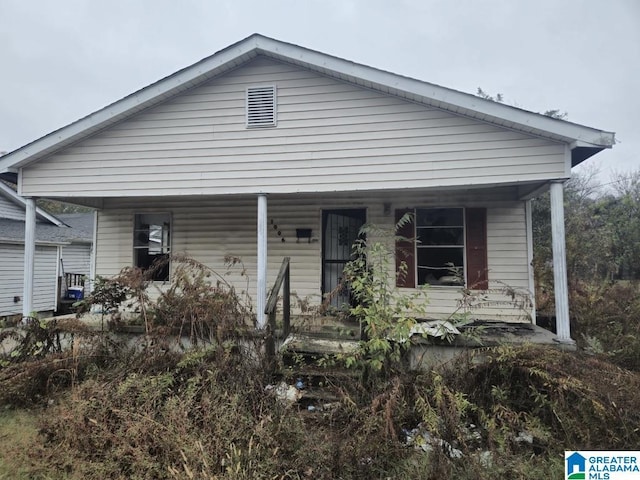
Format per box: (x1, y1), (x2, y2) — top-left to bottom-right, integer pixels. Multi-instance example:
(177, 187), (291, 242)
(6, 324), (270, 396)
(276, 323), (363, 411)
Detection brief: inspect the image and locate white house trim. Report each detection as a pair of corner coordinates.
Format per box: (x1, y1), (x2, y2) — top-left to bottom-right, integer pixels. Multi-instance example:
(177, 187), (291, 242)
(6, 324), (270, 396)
(0, 238), (69, 246)
(0, 181), (66, 226)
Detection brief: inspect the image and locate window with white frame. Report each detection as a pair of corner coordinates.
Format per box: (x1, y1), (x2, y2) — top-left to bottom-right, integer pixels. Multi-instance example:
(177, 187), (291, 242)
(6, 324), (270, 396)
(416, 208), (465, 286)
(133, 213), (171, 281)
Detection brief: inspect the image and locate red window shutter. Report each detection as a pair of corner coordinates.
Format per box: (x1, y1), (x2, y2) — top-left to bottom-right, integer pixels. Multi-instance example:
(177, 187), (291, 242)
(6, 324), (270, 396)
(465, 208), (488, 290)
(395, 209), (415, 288)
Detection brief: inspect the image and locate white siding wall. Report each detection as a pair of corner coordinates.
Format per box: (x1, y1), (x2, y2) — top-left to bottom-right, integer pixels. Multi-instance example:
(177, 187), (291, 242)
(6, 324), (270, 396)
(61, 243), (92, 296)
(61, 244), (91, 275)
(0, 244), (58, 317)
(0, 195), (25, 221)
(95, 190), (532, 322)
(23, 57), (566, 198)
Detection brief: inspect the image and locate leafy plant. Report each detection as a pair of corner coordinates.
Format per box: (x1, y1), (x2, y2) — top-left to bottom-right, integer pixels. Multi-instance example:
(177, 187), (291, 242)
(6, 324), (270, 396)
(151, 255), (254, 345)
(339, 214), (429, 374)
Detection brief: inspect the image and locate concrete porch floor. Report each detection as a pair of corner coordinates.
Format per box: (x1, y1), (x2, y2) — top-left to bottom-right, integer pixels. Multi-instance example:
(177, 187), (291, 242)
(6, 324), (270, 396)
(282, 315), (572, 371)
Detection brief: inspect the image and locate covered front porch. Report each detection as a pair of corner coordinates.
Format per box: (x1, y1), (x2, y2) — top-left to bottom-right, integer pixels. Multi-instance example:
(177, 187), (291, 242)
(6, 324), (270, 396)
(19, 181), (573, 350)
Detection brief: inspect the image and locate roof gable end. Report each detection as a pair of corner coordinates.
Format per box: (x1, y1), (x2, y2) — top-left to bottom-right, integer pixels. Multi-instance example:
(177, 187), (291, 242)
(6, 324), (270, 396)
(0, 33), (614, 174)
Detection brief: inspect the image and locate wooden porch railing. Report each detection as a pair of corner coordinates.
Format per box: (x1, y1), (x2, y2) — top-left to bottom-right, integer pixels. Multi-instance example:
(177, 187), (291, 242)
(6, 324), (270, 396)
(265, 257), (291, 339)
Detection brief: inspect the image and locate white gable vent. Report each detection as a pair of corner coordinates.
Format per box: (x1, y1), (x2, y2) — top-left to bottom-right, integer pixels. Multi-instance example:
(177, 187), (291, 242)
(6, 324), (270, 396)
(246, 85), (276, 127)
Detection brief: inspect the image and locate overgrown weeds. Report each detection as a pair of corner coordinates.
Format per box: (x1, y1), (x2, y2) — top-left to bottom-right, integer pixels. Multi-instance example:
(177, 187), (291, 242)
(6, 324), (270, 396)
(77, 254), (255, 345)
(420, 345), (640, 452)
(32, 343), (409, 479)
(2, 246), (639, 478)
(1, 341), (640, 478)
(569, 280), (640, 370)
(0, 317), (113, 407)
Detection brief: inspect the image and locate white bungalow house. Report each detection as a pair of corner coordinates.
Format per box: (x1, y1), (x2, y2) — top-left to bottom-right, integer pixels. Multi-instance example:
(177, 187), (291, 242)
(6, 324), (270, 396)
(0, 34), (614, 343)
(0, 181), (94, 320)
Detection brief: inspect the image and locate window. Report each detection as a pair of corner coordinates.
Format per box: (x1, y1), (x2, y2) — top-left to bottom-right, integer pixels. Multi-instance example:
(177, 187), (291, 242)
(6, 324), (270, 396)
(246, 85), (276, 127)
(134, 213), (171, 281)
(396, 207), (488, 290)
(416, 208), (465, 286)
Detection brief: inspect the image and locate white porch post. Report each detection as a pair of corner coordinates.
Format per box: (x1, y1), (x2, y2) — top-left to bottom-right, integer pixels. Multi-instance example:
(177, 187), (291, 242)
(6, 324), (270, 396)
(89, 210), (98, 294)
(23, 197), (36, 319)
(550, 181), (573, 343)
(525, 199), (536, 325)
(257, 194), (268, 329)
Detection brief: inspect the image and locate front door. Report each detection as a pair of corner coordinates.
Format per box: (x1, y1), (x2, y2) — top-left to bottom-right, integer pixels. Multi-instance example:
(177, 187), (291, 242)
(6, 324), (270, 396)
(322, 209), (366, 309)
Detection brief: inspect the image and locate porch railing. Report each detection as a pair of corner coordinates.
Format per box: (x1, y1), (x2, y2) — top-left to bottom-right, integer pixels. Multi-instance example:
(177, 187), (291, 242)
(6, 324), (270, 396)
(265, 257), (291, 349)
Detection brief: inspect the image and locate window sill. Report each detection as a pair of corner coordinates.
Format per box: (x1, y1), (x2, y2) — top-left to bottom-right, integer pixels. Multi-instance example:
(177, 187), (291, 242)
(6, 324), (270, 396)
(397, 285), (465, 290)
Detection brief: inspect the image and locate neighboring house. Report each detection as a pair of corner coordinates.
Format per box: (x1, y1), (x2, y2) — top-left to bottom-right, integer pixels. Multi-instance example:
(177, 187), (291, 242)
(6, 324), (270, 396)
(0, 181), (94, 320)
(0, 34), (614, 343)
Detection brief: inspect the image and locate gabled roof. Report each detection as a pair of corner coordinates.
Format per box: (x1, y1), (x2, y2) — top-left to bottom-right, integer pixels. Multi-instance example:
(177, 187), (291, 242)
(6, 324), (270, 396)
(56, 213), (95, 241)
(0, 180), (66, 226)
(0, 215), (93, 245)
(0, 33), (614, 176)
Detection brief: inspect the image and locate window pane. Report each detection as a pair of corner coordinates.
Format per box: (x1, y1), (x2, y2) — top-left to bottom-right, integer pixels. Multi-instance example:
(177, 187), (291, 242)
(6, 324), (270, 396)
(417, 227), (464, 246)
(134, 213), (170, 281)
(416, 208), (463, 227)
(134, 230), (149, 247)
(417, 247), (464, 285)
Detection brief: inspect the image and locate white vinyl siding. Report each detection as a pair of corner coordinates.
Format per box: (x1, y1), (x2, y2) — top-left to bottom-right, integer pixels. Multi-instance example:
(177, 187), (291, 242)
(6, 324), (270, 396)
(95, 190), (532, 322)
(61, 244), (91, 275)
(0, 195), (25, 221)
(22, 57), (566, 198)
(0, 244), (58, 317)
(61, 243), (91, 297)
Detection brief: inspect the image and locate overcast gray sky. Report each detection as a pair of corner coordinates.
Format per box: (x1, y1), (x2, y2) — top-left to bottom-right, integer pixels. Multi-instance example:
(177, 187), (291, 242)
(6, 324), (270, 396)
(1, 0), (638, 185)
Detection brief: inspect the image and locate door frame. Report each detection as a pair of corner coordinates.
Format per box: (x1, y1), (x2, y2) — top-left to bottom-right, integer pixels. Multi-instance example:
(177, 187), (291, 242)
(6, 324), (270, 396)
(321, 208), (367, 307)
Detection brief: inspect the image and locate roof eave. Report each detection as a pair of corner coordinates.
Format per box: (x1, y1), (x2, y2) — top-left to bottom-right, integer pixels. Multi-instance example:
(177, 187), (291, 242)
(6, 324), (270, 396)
(0, 181), (66, 226)
(0, 238), (71, 246)
(0, 35), (264, 172)
(253, 36), (615, 148)
(571, 146), (607, 167)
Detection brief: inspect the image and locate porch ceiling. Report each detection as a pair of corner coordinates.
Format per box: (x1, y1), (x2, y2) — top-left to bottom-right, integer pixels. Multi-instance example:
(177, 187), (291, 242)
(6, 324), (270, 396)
(49, 181), (549, 209)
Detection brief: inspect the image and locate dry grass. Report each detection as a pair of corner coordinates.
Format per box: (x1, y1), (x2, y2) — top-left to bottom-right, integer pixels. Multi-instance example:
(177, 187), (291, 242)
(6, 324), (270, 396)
(0, 409), (68, 479)
(0, 342), (635, 479)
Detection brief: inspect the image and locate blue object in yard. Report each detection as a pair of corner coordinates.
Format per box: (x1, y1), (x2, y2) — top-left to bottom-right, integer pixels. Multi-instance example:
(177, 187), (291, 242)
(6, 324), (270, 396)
(67, 287), (84, 300)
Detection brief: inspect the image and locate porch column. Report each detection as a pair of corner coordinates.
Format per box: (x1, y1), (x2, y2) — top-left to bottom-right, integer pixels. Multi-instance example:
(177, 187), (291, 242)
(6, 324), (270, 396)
(525, 199), (536, 324)
(257, 194), (268, 329)
(550, 181), (573, 343)
(22, 197), (36, 319)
